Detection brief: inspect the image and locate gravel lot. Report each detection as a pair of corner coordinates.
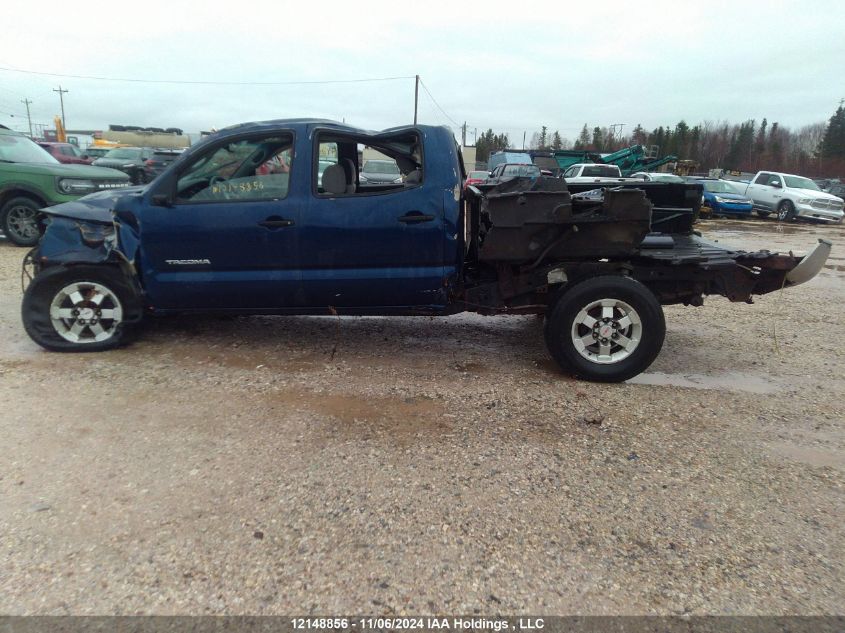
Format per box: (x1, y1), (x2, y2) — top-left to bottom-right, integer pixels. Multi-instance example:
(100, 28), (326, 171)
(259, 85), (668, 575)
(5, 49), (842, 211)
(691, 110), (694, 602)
(1, 218), (843, 615)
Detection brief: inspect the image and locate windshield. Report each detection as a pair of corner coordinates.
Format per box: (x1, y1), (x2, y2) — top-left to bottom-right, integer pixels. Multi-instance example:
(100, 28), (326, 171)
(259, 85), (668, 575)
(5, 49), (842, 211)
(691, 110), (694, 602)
(703, 180), (741, 194)
(363, 160), (400, 175)
(468, 171), (488, 179)
(0, 134), (60, 164)
(104, 148), (142, 160)
(503, 164), (540, 177)
(783, 175), (820, 191)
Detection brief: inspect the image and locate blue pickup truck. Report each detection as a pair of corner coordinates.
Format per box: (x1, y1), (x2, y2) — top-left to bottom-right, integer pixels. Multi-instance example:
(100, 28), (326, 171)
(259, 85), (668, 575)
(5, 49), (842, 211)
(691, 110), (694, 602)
(20, 119), (831, 382)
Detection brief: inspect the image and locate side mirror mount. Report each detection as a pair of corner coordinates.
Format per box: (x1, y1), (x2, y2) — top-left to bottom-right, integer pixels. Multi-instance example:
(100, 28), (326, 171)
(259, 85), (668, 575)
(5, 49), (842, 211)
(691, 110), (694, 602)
(488, 171), (494, 178)
(771, 182), (782, 188)
(152, 193), (172, 207)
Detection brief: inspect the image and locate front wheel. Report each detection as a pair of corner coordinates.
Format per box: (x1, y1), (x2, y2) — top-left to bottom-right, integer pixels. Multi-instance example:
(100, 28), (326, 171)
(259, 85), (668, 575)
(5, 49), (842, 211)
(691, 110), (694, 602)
(1, 196), (42, 246)
(544, 276), (665, 382)
(22, 265), (139, 352)
(777, 200), (795, 222)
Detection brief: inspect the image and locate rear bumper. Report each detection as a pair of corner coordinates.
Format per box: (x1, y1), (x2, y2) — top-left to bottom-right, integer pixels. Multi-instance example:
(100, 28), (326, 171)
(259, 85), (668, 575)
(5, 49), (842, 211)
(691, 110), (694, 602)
(633, 234), (832, 303)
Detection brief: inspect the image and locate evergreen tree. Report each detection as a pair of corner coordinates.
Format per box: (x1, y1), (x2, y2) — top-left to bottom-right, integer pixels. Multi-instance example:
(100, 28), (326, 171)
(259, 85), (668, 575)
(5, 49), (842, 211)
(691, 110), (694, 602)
(591, 126), (604, 151)
(538, 126), (548, 150)
(574, 124), (590, 150)
(820, 105), (845, 159)
(551, 130), (563, 150)
(631, 124), (647, 146)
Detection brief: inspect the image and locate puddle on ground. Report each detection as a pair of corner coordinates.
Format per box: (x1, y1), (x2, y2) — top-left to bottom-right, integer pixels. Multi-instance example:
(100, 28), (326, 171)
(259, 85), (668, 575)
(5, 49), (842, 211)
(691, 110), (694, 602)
(271, 390), (449, 437)
(627, 371), (779, 394)
(767, 442), (844, 470)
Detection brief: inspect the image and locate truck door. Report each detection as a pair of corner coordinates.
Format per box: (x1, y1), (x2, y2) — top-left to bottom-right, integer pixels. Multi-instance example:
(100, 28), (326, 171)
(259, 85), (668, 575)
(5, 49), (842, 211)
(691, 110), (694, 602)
(295, 131), (447, 309)
(747, 172), (777, 209)
(138, 130), (304, 310)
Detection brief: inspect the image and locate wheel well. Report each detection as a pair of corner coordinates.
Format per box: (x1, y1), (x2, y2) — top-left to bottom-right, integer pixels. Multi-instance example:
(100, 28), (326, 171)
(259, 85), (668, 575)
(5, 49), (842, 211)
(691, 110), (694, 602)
(0, 189), (47, 211)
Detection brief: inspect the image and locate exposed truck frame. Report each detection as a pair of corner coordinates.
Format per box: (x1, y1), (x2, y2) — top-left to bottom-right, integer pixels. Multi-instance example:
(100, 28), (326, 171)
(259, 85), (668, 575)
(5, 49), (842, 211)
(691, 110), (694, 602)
(20, 120), (831, 382)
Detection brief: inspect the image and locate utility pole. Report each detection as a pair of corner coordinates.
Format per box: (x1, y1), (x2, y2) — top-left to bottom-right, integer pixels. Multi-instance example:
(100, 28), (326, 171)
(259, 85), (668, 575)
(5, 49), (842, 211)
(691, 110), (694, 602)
(609, 123), (625, 147)
(461, 121), (467, 146)
(53, 85), (68, 130)
(413, 75), (419, 125)
(522, 131), (526, 150)
(21, 99), (33, 138)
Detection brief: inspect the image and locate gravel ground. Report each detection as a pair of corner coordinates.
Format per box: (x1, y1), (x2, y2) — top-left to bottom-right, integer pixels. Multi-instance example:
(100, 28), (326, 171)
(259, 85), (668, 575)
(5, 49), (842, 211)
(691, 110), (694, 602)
(0, 218), (843, 615)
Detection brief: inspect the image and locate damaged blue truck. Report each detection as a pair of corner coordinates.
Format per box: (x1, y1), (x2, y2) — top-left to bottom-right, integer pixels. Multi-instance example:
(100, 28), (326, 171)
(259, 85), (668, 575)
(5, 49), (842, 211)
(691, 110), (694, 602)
(20, 119), (832, 382)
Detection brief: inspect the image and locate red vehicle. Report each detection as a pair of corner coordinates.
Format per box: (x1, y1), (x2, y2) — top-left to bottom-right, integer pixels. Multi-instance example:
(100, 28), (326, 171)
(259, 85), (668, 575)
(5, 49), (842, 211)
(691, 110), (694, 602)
(37, 142), (94, 165)
(464, 169), (488, 189)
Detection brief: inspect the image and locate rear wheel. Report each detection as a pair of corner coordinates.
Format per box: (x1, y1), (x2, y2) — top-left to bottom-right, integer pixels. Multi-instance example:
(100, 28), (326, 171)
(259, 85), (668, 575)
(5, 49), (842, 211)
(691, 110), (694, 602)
(22, 265), (139, 352)
(544, 276), (665, 382)
(777, 200), (795, 222)
(1, 196), (42, 246)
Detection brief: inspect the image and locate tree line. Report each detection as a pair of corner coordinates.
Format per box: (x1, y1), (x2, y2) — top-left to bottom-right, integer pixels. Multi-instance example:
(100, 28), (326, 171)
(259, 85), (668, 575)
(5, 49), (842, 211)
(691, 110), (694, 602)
(473, 105), (845, 177)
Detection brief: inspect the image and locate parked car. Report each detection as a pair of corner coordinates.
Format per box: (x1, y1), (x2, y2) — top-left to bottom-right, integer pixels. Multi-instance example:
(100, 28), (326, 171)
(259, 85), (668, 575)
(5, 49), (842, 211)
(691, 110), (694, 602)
(37, 142), (93, 165)
(629, 172), (685, 183)
(687, 178), (754, 217)
(92, 147), (155, 184)
(487, 163), (541, 185)
(360, 159), (403, 184)
(487, 151), (533, 172)
(464, 170), (489, 189)
(19, 119), (830, 382)
(741, 171), (844, 222)
(84, 147), (112, 159)
(825, 183), (845, 200)
(0, 127), (130, 246)
(143, 148), (185, 182)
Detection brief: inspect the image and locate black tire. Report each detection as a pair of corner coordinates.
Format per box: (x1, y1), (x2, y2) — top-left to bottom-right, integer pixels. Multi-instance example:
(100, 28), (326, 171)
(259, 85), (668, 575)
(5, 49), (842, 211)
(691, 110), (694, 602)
(1, 196), (42, 246)
(777, 200), (795, 222)
(22, 265), (139, 352)
(757, 209), (771, 219)
(544, 275), (665, 382)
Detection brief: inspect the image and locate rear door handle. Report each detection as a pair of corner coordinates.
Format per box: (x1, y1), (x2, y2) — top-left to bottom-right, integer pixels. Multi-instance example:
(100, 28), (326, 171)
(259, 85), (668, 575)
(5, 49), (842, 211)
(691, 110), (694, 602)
(398, 212), (435, 223)
(258, 217), (295, 229)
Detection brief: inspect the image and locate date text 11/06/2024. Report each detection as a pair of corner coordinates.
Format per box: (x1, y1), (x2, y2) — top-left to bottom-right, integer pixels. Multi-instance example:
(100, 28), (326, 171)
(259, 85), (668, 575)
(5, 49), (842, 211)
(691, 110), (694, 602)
(291, 618), (545, 631)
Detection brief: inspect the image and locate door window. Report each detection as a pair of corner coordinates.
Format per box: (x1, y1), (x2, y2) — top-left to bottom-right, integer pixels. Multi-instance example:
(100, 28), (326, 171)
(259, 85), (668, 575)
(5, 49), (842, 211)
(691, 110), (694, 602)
(754, 172), (771, 185)
(313, 131), (422, 196)
(175, 134), (293, 203)
(768, 175), (782, 187)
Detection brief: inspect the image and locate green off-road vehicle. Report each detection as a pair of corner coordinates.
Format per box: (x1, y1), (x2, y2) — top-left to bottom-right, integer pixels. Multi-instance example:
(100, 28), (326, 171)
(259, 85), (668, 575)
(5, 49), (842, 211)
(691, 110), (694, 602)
(0, 126), (130, 246)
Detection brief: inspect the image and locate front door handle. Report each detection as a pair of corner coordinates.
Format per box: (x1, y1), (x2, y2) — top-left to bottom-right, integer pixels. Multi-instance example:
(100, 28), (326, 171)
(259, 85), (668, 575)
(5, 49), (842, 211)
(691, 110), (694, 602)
(398, 211), (435, 223)
(258, 217), (295, 229)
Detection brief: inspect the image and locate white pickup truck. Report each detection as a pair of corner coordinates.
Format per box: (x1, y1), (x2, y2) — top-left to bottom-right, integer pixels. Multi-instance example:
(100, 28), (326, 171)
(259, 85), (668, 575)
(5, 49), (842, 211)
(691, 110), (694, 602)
(743, 171), (844, 222)
(561, 163), (630, 183)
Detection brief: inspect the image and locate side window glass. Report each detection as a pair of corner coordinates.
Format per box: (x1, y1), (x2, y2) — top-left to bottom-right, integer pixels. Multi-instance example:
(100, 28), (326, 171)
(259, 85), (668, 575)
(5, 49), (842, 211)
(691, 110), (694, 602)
(314, 132), (422, 196)
(175, 135), (293, 203)
(754, 172), (770, 185)
(61, 145), (75, 156)
(769, 176), (782, 187)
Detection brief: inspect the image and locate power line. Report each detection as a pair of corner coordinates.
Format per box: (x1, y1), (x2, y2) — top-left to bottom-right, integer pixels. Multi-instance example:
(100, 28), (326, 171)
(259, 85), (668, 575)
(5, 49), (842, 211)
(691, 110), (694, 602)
(417, 77), (460, 128)
(0, 64), (415, 87)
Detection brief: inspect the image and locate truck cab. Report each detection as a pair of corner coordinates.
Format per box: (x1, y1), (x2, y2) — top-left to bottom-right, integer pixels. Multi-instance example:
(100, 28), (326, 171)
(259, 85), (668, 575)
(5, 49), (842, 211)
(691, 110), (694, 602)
(561, 163), (625, 183)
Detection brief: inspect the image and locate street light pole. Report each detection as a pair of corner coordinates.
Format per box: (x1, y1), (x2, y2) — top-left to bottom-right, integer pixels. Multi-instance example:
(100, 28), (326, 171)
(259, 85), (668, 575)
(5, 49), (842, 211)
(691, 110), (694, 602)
(53, 85), (68, 130)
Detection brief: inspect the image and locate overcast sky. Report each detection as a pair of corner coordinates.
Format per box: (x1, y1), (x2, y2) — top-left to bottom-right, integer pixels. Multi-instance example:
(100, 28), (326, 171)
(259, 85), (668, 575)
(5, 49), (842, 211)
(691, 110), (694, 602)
(1, 0), (843, 144)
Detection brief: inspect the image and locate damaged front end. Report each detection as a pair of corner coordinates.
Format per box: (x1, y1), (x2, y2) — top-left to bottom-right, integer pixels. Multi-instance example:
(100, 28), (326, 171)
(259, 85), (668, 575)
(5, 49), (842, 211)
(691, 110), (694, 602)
(23, 189), (145, 322)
